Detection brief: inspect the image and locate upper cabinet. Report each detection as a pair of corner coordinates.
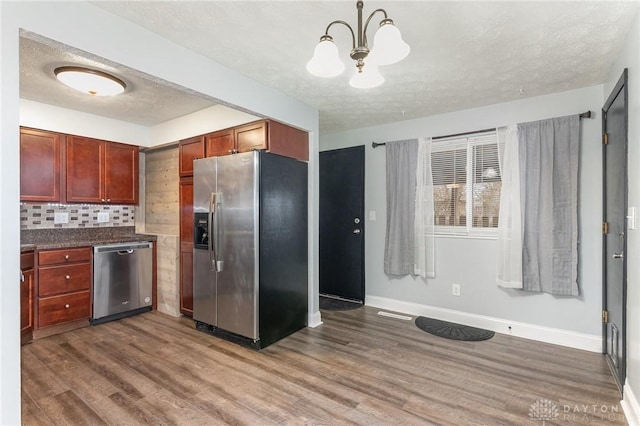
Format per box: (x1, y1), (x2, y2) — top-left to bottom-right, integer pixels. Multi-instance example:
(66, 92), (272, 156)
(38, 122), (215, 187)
(20, 128), (63, 202)
(66, 136), (103, 203)
(235, 121), (267, 153)
(179, 136), (204, 177)
(66, 135), (139, 204)
(104, 142), (139, 204)
(178, 120), (308, 177)
(205, 128), (235, 157)
(20, 128), (139, 205)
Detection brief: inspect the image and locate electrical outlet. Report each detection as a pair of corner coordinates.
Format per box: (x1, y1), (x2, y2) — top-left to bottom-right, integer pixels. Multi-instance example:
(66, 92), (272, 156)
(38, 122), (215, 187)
(97, 212), (110, 223)
(369, 210), (377, 221)
(452, 283), (461, 296)
(54, 212), (68, 224)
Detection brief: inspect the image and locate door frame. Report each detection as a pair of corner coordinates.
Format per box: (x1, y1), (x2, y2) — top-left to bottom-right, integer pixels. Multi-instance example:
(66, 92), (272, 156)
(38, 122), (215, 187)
(602, 68), (628, 392)
(319, 145), (366, 303)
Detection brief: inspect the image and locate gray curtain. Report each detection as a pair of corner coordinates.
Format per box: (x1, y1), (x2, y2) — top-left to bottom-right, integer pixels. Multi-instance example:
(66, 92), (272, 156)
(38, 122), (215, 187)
(384, 139), (419, 275)
(519, 115), (580, 295)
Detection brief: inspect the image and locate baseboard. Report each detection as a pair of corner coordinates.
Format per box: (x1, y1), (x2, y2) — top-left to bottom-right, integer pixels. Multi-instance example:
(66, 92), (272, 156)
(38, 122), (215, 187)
(365, 295), (601, 353)
(308, 310), (323, 328)
(622, 381), (640, 426)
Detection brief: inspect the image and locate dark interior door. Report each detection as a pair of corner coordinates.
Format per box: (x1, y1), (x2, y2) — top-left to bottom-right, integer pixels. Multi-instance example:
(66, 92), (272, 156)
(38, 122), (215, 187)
(603, 69), (628, 393)
(319, 146), (365, 302)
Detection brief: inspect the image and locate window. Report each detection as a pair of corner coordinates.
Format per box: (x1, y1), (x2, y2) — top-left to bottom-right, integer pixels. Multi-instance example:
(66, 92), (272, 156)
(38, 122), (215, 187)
(431, 131), (501, 236)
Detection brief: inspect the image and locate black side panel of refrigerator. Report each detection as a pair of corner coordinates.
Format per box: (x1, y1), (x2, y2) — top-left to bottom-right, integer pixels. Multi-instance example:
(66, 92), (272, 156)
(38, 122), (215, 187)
(258, 151), (308, 348)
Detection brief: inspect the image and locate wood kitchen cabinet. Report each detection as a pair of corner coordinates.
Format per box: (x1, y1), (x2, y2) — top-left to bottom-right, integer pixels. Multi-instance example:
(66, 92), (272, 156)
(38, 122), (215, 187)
(66, 136), (139, 204)
(179, 177), (194, 316)
(20, 251), (35, 345)
(179, 135), (204, 177)
(205, 128), (235, 157)
(37, 247), (92, 329)
(178, 120), (309, 178)
(20, 128), (63, 202)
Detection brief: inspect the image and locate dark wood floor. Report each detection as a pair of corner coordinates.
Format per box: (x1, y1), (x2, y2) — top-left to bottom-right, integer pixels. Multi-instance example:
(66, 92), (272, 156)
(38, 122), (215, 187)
(22, 307), (626, 425)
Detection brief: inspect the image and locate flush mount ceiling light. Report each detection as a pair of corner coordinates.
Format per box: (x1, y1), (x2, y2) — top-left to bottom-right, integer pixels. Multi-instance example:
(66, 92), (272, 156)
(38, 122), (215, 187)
(307, 0), (410, 89)
(54, 66), (126, 96)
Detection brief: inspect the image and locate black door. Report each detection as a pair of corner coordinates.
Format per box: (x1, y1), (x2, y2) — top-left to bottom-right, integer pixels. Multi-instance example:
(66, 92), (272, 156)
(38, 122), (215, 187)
(603, 69), (628, 392)
(319, 146), (365, 302)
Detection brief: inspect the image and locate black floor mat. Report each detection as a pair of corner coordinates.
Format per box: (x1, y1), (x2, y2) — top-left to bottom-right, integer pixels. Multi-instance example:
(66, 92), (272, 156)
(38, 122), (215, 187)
(319, 296), (362, 311)
(415, 317), (494, 341)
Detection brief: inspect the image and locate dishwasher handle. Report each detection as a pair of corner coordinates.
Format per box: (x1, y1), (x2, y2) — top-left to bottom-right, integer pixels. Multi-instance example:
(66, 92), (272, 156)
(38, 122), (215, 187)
(93, 241), (153, 253)
(117, 249), (135, 255)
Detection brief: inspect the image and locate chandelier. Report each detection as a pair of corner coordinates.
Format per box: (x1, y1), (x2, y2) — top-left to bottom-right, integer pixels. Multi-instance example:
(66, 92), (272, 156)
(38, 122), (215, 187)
(306, 1), (410, 89)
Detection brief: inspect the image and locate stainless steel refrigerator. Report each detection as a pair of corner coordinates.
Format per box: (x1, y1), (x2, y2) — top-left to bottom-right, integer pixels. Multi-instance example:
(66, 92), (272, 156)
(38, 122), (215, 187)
(193, 151), (308, 349)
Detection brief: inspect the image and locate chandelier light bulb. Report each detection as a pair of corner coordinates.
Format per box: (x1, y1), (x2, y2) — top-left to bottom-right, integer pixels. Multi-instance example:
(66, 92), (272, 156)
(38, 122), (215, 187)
(306, 36), (345, 77)
(349, 64), (384, 89)
(368, 19), (410, 66)
(54, 67), (126, 96)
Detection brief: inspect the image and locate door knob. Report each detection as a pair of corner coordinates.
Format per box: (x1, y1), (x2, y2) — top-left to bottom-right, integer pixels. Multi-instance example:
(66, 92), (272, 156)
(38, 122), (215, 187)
(612, 252), (624, 259)
(353, 229), (361, 234)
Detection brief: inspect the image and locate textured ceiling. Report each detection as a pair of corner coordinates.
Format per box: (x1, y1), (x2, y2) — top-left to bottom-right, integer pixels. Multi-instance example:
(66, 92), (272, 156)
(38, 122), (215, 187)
(19, 35), (216, 126)
(21, 1), (640, 134)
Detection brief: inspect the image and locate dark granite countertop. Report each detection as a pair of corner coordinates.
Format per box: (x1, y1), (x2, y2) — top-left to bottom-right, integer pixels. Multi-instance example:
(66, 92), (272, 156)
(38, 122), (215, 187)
(21, 226), (157, 251)
(20, 244), (36, 253)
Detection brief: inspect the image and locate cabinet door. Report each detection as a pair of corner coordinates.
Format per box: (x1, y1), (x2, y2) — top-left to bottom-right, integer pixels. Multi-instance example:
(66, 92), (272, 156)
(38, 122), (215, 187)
(235, 121), (267, 153)
(179, 177), (194, 317)
(179, 136), (204, 177)
(104, 142), (139, 204)
(180, 248), (193, 316)
(267, 120), (309, 161)
(205, 129), (235, 157)
(20, 268), (34, 339)
(66, 136), (104, 203)
(20, 128), (62, 202)
(179, 177), (194, 244)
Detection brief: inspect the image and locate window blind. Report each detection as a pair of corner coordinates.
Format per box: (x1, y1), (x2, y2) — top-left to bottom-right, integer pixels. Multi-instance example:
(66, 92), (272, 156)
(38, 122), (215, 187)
(431, 131), (501, 235)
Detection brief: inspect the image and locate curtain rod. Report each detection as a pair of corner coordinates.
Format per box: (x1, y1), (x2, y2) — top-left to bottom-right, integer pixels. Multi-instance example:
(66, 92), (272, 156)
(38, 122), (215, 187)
(371, 110), (593, 149)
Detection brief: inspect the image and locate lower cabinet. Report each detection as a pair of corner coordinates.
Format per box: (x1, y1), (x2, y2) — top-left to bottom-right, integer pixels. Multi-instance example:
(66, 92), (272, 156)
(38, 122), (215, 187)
(20, 251), (35, 345)
(37, 247), (92, 329)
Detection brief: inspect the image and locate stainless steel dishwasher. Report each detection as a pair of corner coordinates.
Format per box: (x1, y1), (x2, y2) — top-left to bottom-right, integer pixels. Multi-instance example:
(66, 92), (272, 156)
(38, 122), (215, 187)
(92, 241), (153, 324)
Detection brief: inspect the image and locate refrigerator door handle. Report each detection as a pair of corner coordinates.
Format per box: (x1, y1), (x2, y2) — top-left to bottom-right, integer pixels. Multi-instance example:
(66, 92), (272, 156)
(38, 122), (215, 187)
(209, 192), (219, 272)
(215, 192), (224, 272)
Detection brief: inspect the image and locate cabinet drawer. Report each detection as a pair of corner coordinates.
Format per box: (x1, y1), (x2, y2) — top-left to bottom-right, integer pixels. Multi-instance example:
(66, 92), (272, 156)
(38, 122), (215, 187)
(39, 263), (91, 297)
(38, 290), (90, 328)
(21, 252), (34, 270)
(39, 247), (91, 266)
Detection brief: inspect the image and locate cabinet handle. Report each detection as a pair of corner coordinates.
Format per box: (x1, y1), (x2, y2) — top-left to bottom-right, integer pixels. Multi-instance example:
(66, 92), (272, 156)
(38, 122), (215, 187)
(101, 199), (105, 202)
(65, 275), (70, 280)
(107, 198), (111, 202)
(20, 271), (24, 283)
(228, 150), (233, 154)
(64, 304), (70, 309)
(64, 254), (70, 260)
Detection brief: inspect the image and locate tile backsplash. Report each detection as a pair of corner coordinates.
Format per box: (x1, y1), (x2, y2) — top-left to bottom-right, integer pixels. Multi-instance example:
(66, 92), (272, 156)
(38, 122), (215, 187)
(20, 203), (134, 230)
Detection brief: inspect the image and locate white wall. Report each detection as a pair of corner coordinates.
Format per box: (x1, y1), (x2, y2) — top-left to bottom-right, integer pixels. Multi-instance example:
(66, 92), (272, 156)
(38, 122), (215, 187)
(150, 104), (259, 146)
(1, 2), (319, 424)
(321, 85), (603, 341)
(604, 9), (640, 420)
(20, 99), (150, 145)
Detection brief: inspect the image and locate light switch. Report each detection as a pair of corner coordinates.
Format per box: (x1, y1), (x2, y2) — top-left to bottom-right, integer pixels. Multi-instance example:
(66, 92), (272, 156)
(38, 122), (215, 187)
(54, 212), (68, 224)
(369, 211), (376, 221)
(97, 212), (110, 223)
(628, 207), (636, 230)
